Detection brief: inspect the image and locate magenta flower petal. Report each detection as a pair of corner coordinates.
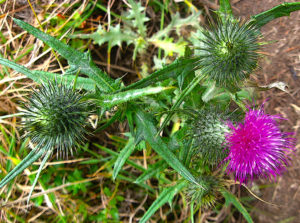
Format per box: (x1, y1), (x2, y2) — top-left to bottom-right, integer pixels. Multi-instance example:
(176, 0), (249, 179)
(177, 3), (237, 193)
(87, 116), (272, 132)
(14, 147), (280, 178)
(224, 106), (295, 184)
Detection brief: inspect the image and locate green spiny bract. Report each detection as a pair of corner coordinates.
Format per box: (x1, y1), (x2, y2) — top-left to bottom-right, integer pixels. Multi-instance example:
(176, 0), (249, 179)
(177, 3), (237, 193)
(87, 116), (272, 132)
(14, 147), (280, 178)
(196, 19), (260, 89)
(188, 107), (230, 165)
(22, 81), (91, 158)
(185, 175), (224, 208)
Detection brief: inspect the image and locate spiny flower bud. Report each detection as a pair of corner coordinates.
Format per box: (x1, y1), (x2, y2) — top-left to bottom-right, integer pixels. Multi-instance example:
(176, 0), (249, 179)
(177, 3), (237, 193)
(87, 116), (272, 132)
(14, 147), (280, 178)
(196, 19), (260, 89)
(189, 107), (230, 164)
(185, 175), (224, 207)
(22, 80), (91, 158)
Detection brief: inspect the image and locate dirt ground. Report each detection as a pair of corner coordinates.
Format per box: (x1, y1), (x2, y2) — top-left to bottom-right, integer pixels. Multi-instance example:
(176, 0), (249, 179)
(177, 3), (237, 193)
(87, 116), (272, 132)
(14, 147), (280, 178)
(233, 0), (300, 222)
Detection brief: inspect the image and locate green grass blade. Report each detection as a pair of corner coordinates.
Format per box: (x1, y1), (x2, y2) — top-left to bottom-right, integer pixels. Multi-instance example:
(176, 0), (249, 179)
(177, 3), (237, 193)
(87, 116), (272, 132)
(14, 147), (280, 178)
(134, 109), (199, 186)
(0, 149), (45, 189)
(139, 180), (187, 223)
(93, 143), (146, 172)
(117, 174), (154, 192)
(99, 86), (173, 108)
(95, 110), (123, 132)
(122, 58), (198, 91)
(0, 57), (95, 91)
(134, 160), (168, 184)
(221, 189), (254, 223)
(190, 202), (195, 223)
(252, 2), (300, 27)
(7, 135), (16, 172)
(27, 149), (52, 204)
(112, 137), (136, 180)
(13, 18), (115, 93)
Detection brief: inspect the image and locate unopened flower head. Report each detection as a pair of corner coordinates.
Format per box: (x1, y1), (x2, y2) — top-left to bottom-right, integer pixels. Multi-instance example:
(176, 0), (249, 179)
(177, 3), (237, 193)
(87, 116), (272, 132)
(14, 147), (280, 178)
(196, 19), (260, 89)
(190, 107), (230, 164)
(22, 81), (91, 158)
(185, 175), (224, 207)
(224, 105), (295, 184)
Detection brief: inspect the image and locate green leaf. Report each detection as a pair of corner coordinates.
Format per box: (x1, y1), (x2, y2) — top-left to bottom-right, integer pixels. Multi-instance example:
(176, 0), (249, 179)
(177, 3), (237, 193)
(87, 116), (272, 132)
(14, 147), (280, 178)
(77, 0), (150, 61)
(201, 83), (223, 102)
(99, 86), (173, 108)
(139, 180), (187, 223)
(127, 0), (149, 37)
(0, 148), (45, 189)
(179, 138), (194, 167)
(13, 18), (115, 93)
(149, 11), (200, 60)
(0, 57), (95, 91)
(134, 109), (199, 186)
(252, 2), (300, 27)
(218, 0), (234, 22)
(151, 37), (187, 57)
(113, 137), (136, 180)
(75, 24), (135, 49)
(158, 74), (204, 134)
(122, 57), (198, 90)
(221, 190), (254, 223)
(134, 160), (168, 184)
(150, 11), (201, 41)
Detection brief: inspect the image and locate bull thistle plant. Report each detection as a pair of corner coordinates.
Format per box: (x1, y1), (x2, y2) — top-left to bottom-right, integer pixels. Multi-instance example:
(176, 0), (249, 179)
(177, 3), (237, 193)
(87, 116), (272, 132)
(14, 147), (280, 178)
(0, 0), (299, 222)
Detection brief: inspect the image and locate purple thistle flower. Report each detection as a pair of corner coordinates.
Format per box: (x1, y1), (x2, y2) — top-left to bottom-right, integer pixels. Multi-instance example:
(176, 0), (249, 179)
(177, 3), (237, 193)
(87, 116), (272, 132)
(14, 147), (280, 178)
(224, 106), (295, 184)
